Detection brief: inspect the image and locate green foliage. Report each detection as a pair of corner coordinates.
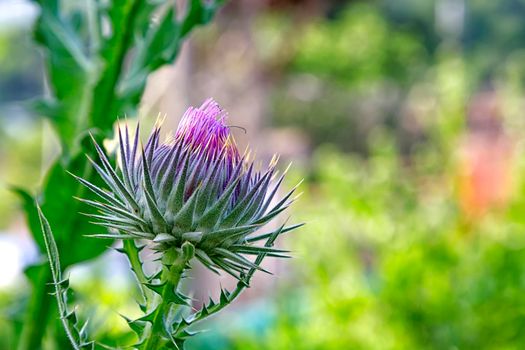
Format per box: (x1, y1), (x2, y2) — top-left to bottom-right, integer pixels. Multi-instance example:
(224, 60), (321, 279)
(15, 149), (110, 267)
(266, 4), (429, 153)
(33, 0), (225, 149)
(224, 133), (525, 349)
(292, 5), (426, 86)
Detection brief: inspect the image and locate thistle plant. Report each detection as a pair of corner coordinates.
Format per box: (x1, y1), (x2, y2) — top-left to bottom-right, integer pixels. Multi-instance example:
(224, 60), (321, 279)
(15, 1), (226, 349)
(39, 98), (302, 349)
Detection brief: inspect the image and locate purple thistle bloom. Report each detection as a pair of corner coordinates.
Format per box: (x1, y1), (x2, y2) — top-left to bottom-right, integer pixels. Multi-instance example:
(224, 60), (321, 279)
(175, 98), (239, 162)
(74, 98), (302, 279)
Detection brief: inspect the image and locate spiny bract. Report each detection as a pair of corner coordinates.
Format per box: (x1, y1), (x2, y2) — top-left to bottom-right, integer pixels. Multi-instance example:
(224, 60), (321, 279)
(74, 98), (301, 279)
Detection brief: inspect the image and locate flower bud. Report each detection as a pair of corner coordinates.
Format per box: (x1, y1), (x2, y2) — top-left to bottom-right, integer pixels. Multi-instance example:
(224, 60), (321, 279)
(76, 98), (300, 278)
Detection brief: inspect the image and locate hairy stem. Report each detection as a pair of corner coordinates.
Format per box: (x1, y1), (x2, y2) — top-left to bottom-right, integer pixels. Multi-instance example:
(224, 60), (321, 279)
(143, 276), (181, 350)
(142, 246), (191, 350)
(123, 240), (153, 307)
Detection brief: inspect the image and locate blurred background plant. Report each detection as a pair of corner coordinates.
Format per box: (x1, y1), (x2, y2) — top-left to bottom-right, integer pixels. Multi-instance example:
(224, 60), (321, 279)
(2, 0), (525, 349)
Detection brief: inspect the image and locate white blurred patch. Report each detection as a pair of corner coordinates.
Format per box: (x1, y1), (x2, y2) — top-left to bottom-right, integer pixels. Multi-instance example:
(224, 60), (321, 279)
(0, 236), (23, 288)
(0, 0), (39, 30)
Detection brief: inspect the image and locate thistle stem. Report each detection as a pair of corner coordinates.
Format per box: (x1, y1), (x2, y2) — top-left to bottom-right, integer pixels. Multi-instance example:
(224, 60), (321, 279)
(142, 246), (192, 350)
(123, 240), (152, 306)
(143, 275), (181, 350)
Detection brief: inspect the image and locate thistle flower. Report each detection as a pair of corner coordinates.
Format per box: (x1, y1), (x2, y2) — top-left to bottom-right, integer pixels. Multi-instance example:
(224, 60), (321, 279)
(74, 98), (301, 280)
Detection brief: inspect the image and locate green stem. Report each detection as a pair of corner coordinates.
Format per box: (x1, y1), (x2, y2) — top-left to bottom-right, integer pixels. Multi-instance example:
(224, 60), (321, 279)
(142, 247), (190, 350)
(17, 265), (54, 350)
(144, 279), (179, 350)
(123, 240), (151, 304)
(89, 0), (142, 132)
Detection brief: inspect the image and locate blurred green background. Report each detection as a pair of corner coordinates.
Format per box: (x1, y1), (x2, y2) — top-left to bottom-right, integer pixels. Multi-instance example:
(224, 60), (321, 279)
(3, 0), (525, 349)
